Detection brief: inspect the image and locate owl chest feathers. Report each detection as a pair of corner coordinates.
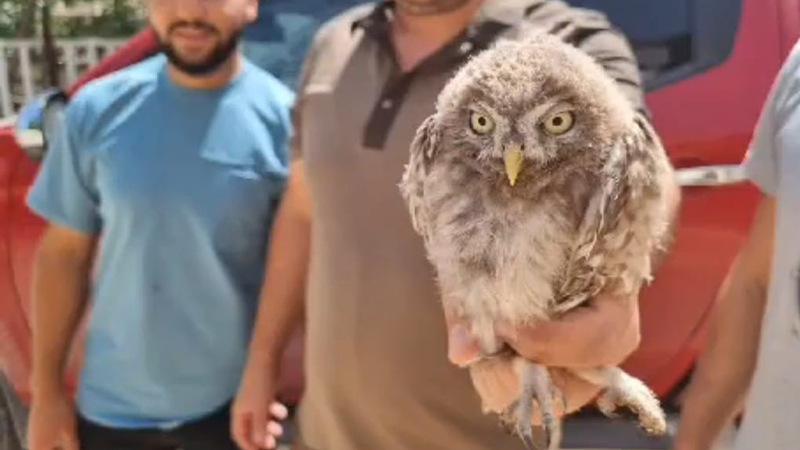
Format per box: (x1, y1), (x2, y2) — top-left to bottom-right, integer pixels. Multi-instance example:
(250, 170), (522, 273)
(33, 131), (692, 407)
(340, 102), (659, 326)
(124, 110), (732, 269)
(422, 163), (593, 336)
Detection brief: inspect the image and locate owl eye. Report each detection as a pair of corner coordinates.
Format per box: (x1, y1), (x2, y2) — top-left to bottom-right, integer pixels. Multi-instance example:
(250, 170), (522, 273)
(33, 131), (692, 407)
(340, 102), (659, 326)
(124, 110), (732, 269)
(543, 111), (575, 135)
(469, 111), (495, 135)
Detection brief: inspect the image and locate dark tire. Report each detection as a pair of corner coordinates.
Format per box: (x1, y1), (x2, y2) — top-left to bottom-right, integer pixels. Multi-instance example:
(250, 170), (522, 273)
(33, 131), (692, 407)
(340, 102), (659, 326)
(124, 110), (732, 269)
(0, 374), (26, 450)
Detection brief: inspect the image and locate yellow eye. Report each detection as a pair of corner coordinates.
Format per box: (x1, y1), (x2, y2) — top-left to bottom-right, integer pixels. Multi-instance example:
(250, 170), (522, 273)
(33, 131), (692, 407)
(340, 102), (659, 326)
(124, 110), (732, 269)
(543, 111), (575, 135)
(469, 111), (494, 135)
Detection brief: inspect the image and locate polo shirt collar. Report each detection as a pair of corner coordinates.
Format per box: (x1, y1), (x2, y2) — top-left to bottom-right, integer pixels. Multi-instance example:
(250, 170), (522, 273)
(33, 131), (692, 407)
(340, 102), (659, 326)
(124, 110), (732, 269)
(350, 0), (547, 151)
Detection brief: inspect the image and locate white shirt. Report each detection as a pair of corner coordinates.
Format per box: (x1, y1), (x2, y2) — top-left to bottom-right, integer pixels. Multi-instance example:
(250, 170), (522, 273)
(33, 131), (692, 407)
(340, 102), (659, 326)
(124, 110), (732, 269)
(735, 38), (800, 450)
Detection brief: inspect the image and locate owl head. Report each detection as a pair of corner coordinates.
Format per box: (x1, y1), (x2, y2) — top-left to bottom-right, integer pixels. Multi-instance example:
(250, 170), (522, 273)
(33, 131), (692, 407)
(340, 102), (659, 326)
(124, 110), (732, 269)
(429, 32), (636, 187)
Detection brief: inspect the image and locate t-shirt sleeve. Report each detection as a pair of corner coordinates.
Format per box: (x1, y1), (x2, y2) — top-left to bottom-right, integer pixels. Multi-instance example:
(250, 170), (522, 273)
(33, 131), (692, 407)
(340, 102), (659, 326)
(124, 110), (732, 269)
(270, 83), (296, 176)
(27, 97), (101, 234)
(741, 41), (800, 196)
(576, 27), (646, 115)
(289, 19), (336, 161)
(288, 77), (306, 162)
(540, 7), (645, 115)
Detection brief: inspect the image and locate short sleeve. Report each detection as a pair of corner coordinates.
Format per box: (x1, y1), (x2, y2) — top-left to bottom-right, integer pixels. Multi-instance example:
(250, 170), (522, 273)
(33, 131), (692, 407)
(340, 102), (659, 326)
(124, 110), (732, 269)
(542, 6), (646, 115)
(576, 27), (646, 115)
(267, 81), (296, 175)
(27, 98), (101, 234)
(288, 78), (307, 162)
(741, 41), (800, 196)
(743, 91), (781, 195)
(288, 19), (335, 161)
(288, 52), (315, 162)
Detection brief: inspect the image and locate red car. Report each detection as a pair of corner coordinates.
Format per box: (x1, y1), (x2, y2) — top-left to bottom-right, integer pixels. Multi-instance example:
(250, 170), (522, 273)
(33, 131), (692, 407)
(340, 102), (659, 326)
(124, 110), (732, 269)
(1, 0), (796, 447)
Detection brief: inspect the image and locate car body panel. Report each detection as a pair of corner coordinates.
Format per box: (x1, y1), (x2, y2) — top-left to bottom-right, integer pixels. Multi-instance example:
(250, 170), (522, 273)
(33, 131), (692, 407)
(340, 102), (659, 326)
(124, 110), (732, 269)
(0, 132), (31, 402)
(622, 0), (784, 396)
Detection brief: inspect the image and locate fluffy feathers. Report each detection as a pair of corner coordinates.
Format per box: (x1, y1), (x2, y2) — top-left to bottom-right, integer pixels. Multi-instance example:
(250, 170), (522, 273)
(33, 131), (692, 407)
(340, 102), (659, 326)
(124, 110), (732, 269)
(400, 32), (675, 448)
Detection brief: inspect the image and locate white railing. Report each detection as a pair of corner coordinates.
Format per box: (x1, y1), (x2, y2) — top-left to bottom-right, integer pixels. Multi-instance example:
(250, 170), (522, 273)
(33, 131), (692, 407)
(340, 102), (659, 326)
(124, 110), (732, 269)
(0, 38), (128, 118)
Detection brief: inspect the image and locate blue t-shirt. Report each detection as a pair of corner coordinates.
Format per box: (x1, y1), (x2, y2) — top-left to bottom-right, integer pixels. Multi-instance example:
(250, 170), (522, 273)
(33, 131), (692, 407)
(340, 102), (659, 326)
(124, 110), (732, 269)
(27, 54), (294, 429)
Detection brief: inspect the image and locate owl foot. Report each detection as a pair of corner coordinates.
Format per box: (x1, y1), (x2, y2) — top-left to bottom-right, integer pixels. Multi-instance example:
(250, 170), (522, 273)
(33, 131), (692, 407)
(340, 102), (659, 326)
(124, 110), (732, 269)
(574, 367), (667, 436)
(498, 400), (518, 435)
(513, 361), (563, 450)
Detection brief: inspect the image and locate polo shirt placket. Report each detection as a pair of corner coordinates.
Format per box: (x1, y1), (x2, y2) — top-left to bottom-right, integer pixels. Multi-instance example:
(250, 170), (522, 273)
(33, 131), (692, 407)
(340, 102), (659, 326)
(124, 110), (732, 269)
(355, 3), (511, 150)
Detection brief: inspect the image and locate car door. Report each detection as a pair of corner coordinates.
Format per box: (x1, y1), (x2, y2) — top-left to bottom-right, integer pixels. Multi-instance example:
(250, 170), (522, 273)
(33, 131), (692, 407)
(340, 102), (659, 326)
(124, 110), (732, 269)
(0, 127), (32, 400)
(567, 0), (782, 400)
(4, 29), (163, 402)
(7, 107), (84, 400)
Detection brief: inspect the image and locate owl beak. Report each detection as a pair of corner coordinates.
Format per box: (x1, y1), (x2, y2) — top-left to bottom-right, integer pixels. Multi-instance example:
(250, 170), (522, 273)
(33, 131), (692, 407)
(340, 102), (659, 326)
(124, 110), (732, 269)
(503, 144), (524, 187)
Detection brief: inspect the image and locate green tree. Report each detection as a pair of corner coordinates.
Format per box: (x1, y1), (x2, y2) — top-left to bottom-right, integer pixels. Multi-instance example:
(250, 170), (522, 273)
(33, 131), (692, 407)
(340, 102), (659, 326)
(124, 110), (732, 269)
(0, 0), (144, 39)
(54, 0), (144, 38)
(0, 0), (39, 38)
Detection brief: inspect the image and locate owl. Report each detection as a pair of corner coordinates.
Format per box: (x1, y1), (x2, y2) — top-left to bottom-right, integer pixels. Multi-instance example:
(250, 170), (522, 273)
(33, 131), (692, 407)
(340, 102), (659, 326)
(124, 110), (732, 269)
(399, 32), (674, 449)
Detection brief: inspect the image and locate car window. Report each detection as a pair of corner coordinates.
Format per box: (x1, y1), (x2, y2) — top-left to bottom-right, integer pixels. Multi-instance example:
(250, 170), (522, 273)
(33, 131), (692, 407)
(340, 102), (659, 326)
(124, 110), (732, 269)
(567, 0), (744, 90)
(244, 0), (745, 92)
(242, 0), (364, 90)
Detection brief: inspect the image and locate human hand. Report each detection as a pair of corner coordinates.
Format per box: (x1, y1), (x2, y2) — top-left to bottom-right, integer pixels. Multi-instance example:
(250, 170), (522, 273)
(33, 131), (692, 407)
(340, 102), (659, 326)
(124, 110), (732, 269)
(274, 329), (305, 406)
(468, 357), (599, 422)
(231, 359), (289, 450)
(446, 289), (641, 418)
(496, 289), (641, 368)
(27, 389), (79, 450)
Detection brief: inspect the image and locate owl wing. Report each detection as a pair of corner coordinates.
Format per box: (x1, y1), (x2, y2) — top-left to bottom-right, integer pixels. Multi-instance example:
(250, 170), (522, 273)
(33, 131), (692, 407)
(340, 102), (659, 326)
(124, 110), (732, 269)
(556, 114), (674, 313)
(400, 114), (442, 240)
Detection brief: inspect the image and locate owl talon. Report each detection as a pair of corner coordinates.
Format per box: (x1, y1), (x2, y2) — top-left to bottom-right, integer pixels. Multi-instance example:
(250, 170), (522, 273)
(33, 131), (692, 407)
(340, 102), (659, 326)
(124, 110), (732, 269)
(528, 364), (562, 450)
(514, 395), (536, 449)
(510, 362), (563, 450)
(517, 422), (536, 450)
(536, 405), (561, 450)
(498, 401), (519, 434)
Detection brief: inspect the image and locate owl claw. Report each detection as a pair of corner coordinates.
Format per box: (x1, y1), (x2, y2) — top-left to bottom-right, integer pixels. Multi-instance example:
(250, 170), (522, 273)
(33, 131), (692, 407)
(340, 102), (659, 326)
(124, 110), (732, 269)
(499, 401), (537, 449)
(517, 422), (536, 450)
(526, 363), (562, 450)
(499, 401), (518, 434)
(514, 397), (536, 449)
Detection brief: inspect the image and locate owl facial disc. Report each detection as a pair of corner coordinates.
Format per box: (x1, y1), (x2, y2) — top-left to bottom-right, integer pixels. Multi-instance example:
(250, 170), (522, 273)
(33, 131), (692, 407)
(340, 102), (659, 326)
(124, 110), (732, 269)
(504, 144), (524, 187)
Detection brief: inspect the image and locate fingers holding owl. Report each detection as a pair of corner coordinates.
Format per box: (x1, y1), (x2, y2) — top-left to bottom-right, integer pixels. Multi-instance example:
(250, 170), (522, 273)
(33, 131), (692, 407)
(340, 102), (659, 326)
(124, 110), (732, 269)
(468, 359), (599, 423)
(497, 288), (642, 368)
(443, 287), (641, 418)
(444, 287), (640, 369)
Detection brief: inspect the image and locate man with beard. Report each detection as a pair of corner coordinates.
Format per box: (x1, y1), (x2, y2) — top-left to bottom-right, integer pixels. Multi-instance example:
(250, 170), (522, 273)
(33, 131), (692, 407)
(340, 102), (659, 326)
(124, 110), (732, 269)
(233, 1), (676, 450)
(25, 1), (293, 450)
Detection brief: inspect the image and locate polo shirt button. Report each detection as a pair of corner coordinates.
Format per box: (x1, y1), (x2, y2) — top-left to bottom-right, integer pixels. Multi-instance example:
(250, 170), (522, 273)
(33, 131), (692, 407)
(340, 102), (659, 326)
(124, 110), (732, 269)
(381, 98), (394, 109)
(459, 41), (474, 54)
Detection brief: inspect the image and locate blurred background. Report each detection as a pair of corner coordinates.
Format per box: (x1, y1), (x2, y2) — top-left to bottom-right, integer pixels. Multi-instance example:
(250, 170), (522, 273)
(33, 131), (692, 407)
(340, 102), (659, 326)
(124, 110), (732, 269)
(0, 0), (144, 117)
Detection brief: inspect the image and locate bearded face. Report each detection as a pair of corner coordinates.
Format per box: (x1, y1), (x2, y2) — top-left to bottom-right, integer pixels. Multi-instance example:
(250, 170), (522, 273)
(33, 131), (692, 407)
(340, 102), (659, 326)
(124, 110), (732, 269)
(147, 0), (258, 75)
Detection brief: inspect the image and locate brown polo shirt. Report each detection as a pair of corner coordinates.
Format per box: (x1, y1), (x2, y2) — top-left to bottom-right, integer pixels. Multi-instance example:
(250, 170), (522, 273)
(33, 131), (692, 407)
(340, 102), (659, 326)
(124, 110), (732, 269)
(291, 1), (644, 449)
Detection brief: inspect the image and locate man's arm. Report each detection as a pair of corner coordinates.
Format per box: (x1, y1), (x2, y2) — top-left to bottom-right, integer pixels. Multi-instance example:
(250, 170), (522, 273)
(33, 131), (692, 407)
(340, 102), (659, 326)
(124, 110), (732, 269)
(27, 224), (97, 450)
(232, 160), (311, 450)
(31, 225), (96, 395)
(672, 196), (775, 450)
(245, 160), (311, 380)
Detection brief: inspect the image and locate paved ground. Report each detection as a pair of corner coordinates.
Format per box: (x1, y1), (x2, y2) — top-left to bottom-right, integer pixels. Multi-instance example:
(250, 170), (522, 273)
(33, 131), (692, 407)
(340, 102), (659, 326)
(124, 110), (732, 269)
(275, 425), (737, 450)
(2, 374), (738, 450)
(278, 418), (735, 450)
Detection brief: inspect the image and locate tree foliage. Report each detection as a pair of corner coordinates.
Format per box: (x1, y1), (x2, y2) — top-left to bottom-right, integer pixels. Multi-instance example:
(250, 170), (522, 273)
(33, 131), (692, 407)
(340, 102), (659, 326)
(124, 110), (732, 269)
(0, 0), (37, 37)
(0, 0), (144, 38)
